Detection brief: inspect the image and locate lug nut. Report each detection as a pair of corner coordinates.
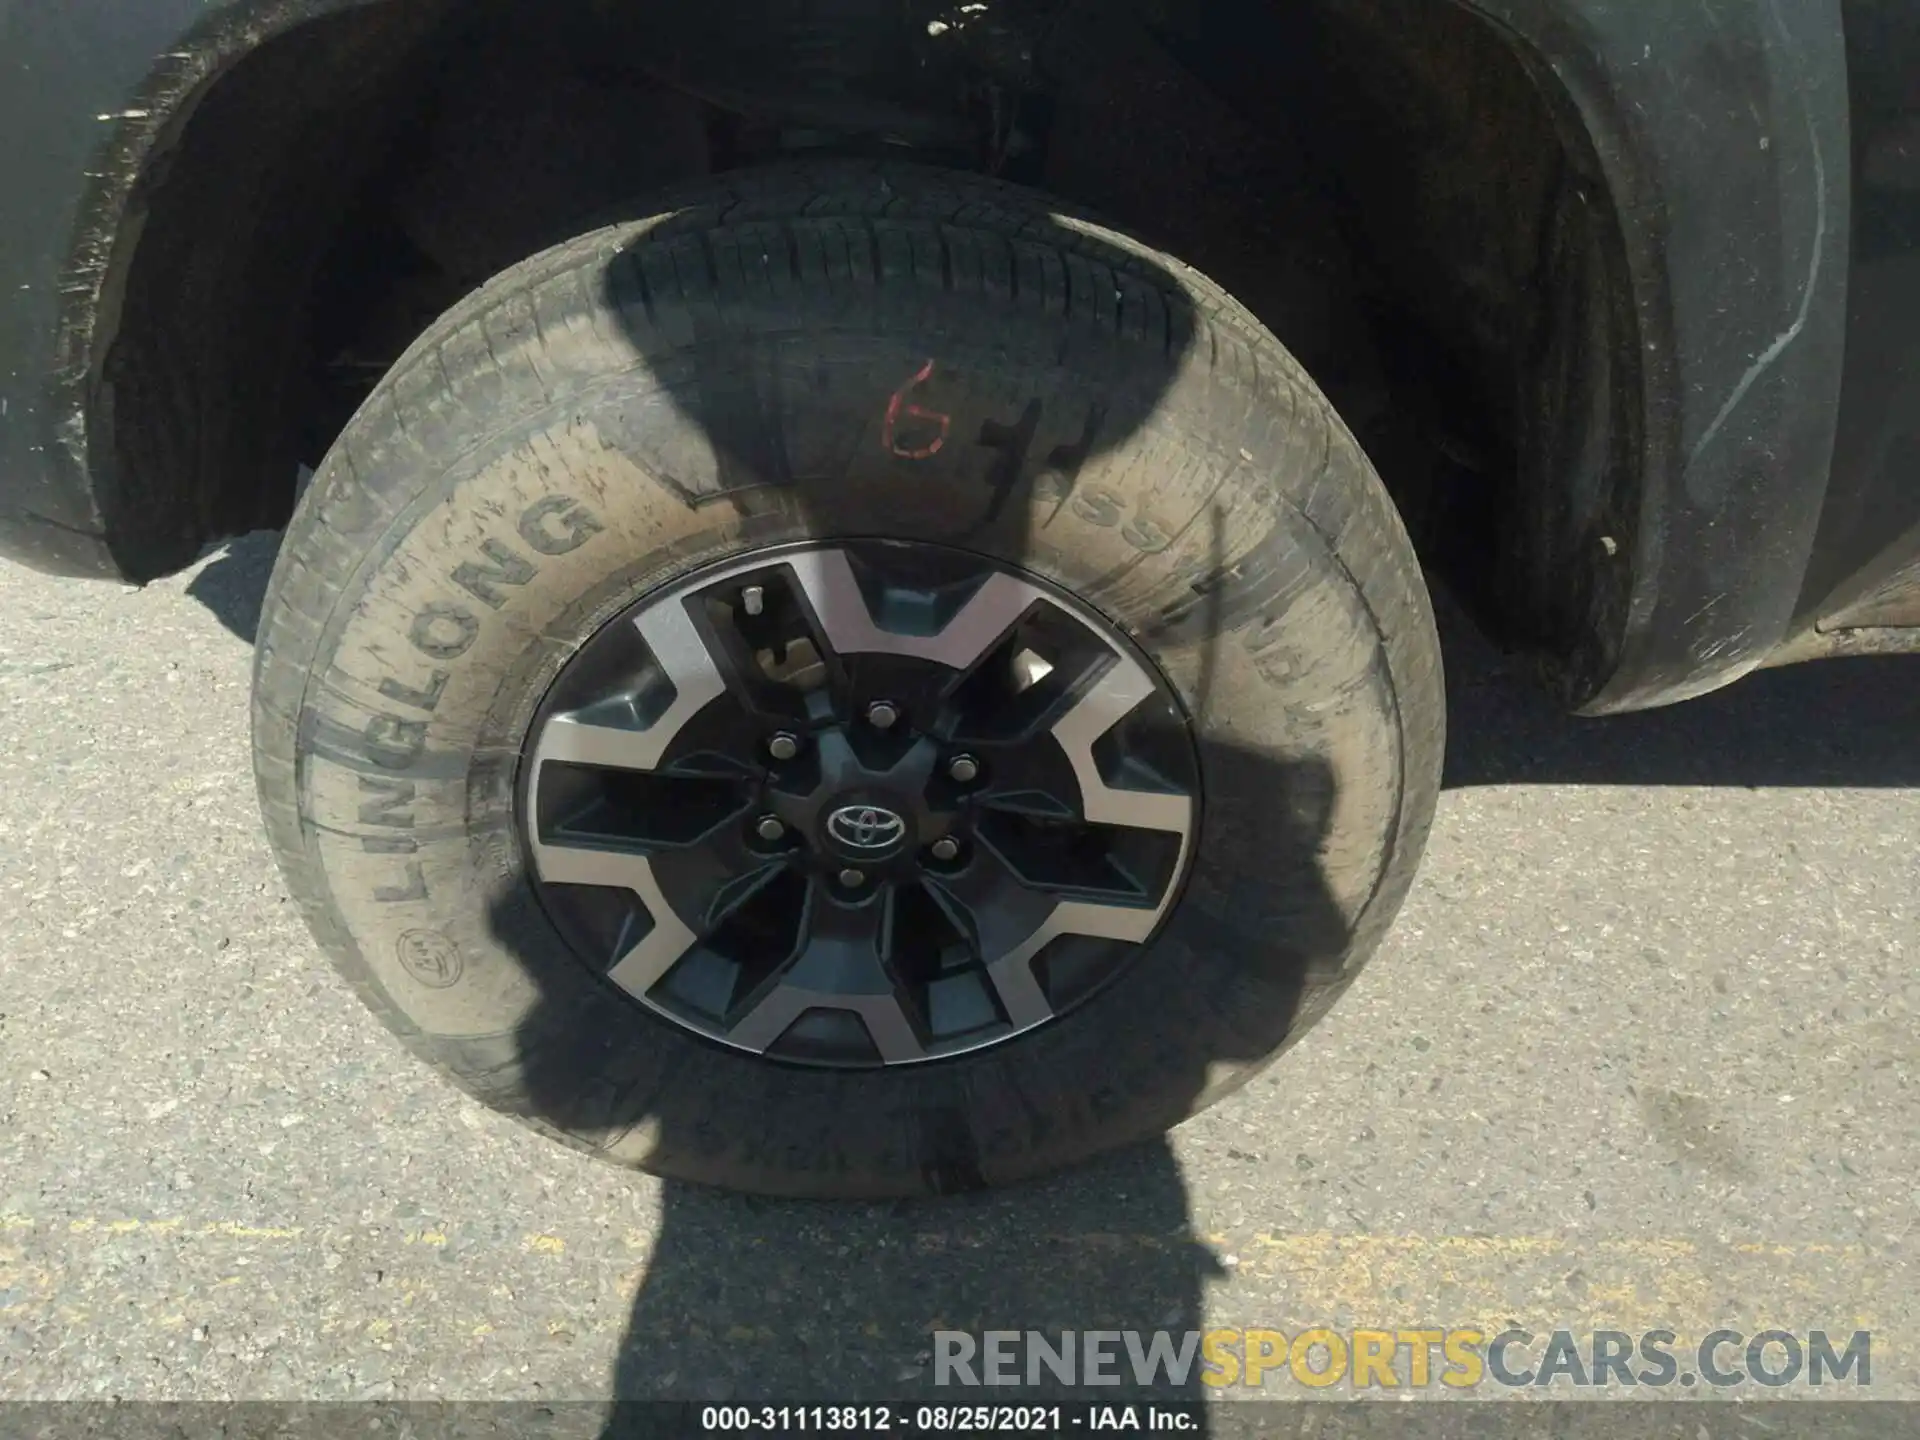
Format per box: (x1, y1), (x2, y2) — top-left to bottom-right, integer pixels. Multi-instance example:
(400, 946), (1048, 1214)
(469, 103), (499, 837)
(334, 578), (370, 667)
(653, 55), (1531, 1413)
(755, 815), (787, 842)
(947, 754), (980, 784)
(930, 837), (961, 862)
(838, 867), (868, 888)
(767, 732), (800, 762)
(866, 700), (901, 730)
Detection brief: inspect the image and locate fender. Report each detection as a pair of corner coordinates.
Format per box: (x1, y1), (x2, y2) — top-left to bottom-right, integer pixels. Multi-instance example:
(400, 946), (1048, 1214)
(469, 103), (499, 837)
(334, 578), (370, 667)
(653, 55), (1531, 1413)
(1453, 0), (1852, 711)
(0, 0), (1862, 717)
(0, 0), (401, 581)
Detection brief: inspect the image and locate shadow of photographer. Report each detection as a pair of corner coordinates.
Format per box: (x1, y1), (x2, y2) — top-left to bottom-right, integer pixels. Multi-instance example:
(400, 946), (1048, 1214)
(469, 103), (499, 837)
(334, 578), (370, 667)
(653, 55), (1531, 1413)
(454, 165), (1396, 1426)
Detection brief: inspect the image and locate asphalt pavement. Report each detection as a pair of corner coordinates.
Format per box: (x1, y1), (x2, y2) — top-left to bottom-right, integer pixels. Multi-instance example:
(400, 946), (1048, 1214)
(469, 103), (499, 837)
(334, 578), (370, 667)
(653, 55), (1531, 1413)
(1, 529), (1916, 1410)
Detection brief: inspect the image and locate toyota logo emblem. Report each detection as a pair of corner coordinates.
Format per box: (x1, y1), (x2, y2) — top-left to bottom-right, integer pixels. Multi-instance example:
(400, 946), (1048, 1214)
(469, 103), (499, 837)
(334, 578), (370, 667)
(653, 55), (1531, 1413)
(826, 804), (908, 853)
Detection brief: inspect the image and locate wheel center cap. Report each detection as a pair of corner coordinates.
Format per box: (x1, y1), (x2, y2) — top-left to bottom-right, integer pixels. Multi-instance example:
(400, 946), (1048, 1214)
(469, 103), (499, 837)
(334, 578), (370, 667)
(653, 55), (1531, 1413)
(823, 800), (911, 859)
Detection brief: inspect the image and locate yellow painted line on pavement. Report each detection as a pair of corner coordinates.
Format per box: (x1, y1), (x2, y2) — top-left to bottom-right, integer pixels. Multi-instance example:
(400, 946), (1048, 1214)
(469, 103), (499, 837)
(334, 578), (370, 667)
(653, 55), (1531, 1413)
(1193, 1230), (1888, 1338)
(0, 1216), (1896, 1336)
(200, 1221), (305, 1239)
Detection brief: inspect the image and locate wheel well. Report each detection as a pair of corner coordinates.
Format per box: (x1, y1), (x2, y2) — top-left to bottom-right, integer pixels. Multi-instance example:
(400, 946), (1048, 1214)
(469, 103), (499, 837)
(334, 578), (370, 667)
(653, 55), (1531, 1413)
(102, 0), (1641, 695)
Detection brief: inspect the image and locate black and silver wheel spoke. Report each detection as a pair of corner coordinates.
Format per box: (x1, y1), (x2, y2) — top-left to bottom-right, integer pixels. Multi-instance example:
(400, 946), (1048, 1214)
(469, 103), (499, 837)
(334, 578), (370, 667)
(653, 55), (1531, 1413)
(725, 882), (925, 1063)
(928, 804), (1177, 1029)
(526, 839), (701, 997)
(521, 541), (1201, 1068)
(1048, 662), (1194, 837)
(534, 596), (731, 775)
(785, 547), (1036, 674)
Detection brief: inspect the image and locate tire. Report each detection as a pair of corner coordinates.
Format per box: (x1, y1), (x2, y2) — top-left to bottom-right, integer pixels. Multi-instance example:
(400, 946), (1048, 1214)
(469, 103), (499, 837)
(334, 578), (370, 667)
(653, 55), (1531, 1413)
(252, 162), (1443, 1198)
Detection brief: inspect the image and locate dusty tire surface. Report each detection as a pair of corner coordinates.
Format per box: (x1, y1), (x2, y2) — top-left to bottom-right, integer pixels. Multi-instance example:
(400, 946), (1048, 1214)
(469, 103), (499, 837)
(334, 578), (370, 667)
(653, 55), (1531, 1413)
(251, 162), (1443, 1198)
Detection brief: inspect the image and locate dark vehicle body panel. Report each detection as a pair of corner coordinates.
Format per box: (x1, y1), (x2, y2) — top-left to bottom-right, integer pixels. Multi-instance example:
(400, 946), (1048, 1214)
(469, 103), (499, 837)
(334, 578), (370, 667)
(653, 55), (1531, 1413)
(1795, 0), (1920, 636)
(0, 0), (215, 579)
(0, 0), (1915, 712)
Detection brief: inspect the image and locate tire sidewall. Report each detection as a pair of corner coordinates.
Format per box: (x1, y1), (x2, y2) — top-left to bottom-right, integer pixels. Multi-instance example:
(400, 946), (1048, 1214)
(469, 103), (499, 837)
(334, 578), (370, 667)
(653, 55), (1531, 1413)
(264, 170), (1441, 1196)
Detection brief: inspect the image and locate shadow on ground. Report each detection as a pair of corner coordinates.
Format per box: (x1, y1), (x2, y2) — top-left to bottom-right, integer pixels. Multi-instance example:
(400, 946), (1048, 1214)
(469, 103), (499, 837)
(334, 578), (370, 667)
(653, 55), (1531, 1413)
(190, 516), (1917, 1419)
(599, 1142), (1222, 1403)
(1433, 591), (1920, 792)
(185, 529), (282, 643)
(575, 603), (1920, 1425)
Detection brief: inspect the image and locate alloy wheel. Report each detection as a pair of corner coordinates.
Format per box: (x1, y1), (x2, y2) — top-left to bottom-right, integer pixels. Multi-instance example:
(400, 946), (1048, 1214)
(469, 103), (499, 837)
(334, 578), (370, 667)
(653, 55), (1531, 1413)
(522, 541), (1201, 1067)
